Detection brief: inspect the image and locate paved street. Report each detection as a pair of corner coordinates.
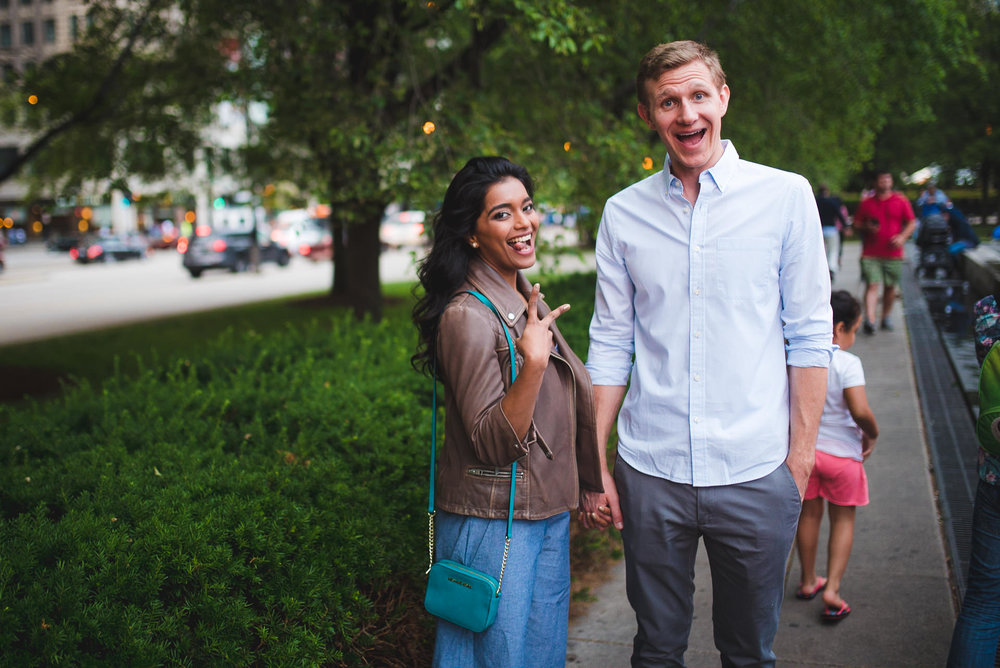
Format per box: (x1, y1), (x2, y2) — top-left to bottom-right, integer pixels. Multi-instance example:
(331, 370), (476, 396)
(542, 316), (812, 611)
(0, 242), (417, 346)
(0, 225), (587, 347)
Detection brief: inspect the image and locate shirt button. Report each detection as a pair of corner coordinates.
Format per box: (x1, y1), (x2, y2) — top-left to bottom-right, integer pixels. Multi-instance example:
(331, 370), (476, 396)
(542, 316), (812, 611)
(508, 312), (516, 320)
(694, 288), (701, 295)
(694, 374), (701, 382)
(694, 330), (701, 338)
(693, 416), (701, 423)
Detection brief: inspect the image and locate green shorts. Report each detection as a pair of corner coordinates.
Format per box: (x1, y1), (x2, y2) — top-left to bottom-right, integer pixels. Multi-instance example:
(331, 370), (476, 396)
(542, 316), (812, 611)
(860, 257), (903, 287)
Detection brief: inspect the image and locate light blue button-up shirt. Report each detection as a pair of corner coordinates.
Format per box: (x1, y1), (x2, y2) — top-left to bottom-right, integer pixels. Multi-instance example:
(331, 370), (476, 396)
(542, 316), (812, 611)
(586, 142), (833, 487)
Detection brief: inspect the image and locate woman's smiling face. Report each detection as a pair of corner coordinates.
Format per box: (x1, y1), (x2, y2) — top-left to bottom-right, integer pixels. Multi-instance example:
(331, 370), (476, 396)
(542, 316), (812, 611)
(470, 176), (539, 287)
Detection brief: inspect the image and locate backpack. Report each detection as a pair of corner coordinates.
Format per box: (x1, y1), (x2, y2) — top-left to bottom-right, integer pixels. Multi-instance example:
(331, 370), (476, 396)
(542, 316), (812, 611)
(977, 340), (1000, 456)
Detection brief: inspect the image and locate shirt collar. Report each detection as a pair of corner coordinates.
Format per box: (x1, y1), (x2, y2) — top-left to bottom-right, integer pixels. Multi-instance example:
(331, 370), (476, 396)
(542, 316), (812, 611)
(464, 256), (530, 325)
(661, 139), (739, 195)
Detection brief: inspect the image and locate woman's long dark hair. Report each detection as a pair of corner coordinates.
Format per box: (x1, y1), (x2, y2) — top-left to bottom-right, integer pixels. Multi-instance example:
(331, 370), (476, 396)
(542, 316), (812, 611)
(411, 156), (535, 375)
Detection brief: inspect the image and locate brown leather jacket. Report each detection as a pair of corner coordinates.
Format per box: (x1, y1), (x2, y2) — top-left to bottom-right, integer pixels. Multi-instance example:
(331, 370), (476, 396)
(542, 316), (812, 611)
(434, 257), (603, 520)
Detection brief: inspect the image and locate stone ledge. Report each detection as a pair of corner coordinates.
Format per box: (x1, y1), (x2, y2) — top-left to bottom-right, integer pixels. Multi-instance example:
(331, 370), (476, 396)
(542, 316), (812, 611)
(958, 243), (1000, 297)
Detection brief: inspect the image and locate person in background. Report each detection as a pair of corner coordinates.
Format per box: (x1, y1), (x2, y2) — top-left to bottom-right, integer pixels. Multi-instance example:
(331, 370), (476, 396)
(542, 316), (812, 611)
(795, 290), (879, 622)
(917, 181), (951, 218)
(412, 156), (604, 667)
(947, 294), (1000, 666)
(582, 40), (832, 667)
(854, 171), (916, 334)
(816, 184), (849, 282)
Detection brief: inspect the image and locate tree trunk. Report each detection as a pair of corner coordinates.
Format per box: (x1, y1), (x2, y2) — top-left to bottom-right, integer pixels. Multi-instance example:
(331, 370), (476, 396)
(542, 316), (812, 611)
(346, 208), (384, 322)
(330, 218), (348, 297)
(325, 189), (384, 320)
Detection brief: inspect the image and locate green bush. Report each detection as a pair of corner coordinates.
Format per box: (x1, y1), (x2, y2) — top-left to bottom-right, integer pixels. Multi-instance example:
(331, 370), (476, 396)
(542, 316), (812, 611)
(0, 272), (603, 666)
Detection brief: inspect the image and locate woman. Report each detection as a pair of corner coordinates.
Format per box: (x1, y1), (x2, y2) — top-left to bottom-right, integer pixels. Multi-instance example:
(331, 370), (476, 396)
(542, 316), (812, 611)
(412, 157), (605, 667)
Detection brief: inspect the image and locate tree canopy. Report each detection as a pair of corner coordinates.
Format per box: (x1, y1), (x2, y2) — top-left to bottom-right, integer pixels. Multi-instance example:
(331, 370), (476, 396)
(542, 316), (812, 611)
(1, 0), (992, 315)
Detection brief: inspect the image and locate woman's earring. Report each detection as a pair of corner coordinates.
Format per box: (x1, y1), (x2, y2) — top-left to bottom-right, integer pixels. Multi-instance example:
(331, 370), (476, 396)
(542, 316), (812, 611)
(470, 241), (479, 248)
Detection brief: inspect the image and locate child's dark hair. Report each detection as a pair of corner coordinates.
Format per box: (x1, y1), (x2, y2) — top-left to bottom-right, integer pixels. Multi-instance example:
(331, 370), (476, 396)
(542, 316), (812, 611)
(831, 290), (861, 328)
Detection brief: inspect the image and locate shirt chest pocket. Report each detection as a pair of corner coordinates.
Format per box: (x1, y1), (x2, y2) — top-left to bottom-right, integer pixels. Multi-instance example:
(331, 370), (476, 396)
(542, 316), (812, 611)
(714, 237), (775, 301)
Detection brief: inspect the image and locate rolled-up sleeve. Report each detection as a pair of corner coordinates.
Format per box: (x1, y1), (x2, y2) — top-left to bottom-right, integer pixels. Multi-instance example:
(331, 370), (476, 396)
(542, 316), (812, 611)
(438, 302), (535, 466)
(586, 207), (636, 385)
(780, 176), (834, 368)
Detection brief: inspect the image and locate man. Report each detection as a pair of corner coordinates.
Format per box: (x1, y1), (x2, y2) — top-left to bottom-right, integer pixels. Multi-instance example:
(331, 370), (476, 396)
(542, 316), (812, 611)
(854, 171), (916, 334)
(580, 41), (832, 667)
(916, 181), (951, 218)
(816, 184), (848, 282)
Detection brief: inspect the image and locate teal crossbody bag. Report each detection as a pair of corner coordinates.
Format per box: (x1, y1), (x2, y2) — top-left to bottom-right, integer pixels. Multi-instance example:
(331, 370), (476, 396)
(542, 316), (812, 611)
(423, 290), (517, 633)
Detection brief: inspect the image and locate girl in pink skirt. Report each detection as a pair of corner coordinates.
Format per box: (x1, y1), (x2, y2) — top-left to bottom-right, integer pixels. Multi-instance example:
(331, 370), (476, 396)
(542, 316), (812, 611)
(795, 290), (880, 621)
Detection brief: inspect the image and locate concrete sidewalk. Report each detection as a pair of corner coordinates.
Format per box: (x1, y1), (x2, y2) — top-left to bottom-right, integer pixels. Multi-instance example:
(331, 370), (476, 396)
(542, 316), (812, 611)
(567, 240), (957, 667)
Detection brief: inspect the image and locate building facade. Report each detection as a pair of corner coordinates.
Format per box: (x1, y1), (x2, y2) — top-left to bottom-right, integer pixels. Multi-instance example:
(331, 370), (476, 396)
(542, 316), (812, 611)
(0, 0), (90, 234)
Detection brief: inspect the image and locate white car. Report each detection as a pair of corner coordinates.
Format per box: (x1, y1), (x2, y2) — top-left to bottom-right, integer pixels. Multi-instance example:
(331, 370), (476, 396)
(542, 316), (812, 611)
(379, 210), (427, 249)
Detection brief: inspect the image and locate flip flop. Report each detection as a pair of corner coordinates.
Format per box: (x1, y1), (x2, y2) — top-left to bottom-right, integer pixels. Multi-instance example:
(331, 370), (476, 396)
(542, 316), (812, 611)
(821, 600), (851, 621)
(795, 576), (828, 600)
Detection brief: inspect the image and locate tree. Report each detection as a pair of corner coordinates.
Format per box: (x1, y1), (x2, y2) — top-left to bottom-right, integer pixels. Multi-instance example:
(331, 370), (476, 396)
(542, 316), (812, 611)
(875, 0), (999, 206)
(2, 0), (981, 317)
(551, 0), (972, 191)
(180, 0), (610, 320)
(0, 0), (233, 200)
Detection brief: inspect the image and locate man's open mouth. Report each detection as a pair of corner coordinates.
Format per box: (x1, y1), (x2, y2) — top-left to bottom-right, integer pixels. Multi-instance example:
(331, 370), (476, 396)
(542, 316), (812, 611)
(507, 233), (533, 253)
(676, 129), (706, 146)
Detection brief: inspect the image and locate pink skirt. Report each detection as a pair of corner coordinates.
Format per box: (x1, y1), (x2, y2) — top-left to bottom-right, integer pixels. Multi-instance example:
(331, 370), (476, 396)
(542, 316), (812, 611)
(803, 449), (870, 506)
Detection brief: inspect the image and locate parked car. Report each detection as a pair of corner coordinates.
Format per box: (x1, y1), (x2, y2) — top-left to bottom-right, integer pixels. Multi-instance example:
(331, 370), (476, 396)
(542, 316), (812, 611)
(46, 234), (82, 252)
(379, 210), (427, 249)
(295, 222), (333, 262)
(271, 210), (329, 251)
(181, 230), (291, 278)
(298, 232), (333, 262)
(146, 221), (180, 250)
(6, 228), (27, 245)
(69, 234), (148, 264)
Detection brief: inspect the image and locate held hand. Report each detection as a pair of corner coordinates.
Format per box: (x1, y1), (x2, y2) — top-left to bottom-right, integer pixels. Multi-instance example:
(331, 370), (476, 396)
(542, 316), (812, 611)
(577, 469), (624, 531)
(515, 283), (569, 367)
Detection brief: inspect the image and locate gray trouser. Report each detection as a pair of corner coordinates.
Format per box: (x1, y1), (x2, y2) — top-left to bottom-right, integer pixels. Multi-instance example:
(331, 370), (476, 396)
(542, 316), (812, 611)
(615, 453), (802, 668)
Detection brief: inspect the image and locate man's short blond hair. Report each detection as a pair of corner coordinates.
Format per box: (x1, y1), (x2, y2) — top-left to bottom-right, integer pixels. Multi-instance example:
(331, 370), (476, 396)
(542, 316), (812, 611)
(636, 41), (727, 111)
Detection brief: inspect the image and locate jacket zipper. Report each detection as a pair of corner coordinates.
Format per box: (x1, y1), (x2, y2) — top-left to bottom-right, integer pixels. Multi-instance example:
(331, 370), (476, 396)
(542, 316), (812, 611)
(467, 467), (526, 480)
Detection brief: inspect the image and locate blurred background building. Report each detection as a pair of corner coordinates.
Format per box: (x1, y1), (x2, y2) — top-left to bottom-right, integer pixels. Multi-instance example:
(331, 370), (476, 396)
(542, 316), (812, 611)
(0, 0), (91, 238)
(0, 0), (252, 243)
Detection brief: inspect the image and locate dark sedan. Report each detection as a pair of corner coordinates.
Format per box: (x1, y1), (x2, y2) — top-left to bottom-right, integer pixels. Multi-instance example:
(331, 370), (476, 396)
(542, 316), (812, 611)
(69, 234), (148, 263)
(181, 231), (291, 278)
